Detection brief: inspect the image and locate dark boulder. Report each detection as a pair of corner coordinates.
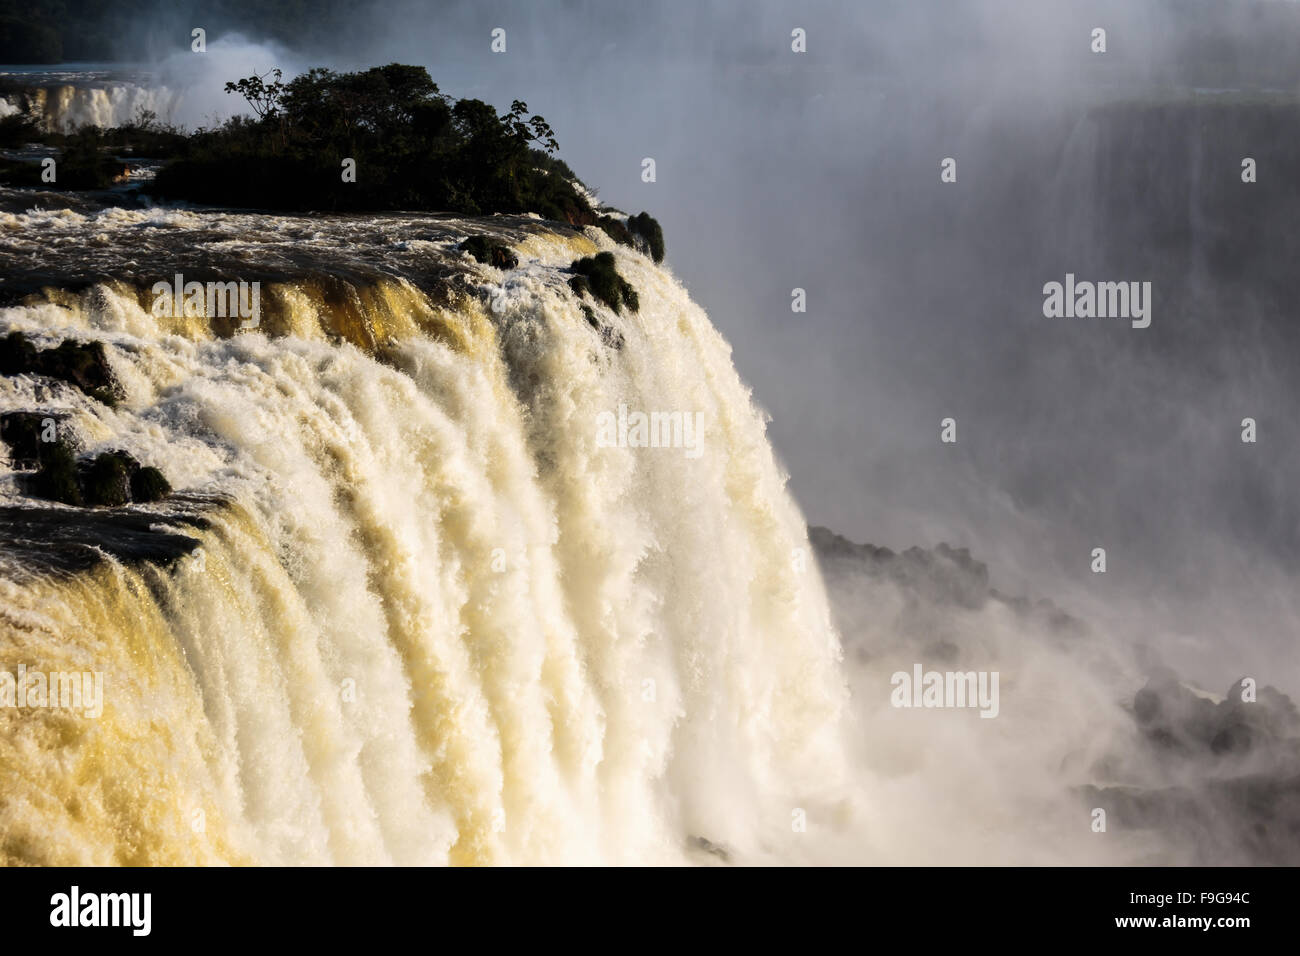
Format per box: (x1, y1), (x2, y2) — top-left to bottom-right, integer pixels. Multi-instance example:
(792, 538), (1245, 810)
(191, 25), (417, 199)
(31, 441), (83, 506)
(130, 465), (172, 503)
(0, 331), (119, 405)
(1, 416), (173, 507)
(80, 451), (136, 507)
(460, 235), (518, 270)
(1, 410), (81, 504)
(0, 410), (65, 466)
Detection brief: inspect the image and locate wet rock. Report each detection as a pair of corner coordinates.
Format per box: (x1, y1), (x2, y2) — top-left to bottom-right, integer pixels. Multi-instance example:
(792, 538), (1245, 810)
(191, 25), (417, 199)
(0, 500), (208, 573)
(130, 465), (171, 503)
(79, 451), (135, 507)
(2, 415), (172, 508)
(0, 331), (119, 405)
(809, 525), (992, 611)
(31, 441), (83, 506)
(1133, 671), (1300, 760)
(459, 235), (518, 270)
(77, 450), (171, 507)
(0, 410), (69, 468)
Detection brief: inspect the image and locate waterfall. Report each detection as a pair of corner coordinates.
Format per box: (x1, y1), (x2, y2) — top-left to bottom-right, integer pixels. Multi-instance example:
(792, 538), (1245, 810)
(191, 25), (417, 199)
(0, 208), (851, 864)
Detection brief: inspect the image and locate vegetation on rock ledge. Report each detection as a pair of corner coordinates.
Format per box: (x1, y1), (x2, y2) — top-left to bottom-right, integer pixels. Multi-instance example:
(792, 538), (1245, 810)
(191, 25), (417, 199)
(569, 251), (639, 315)
(0, 411), (171, 507)
(149, 64), (599, 222)
(0, 63), (671, 262)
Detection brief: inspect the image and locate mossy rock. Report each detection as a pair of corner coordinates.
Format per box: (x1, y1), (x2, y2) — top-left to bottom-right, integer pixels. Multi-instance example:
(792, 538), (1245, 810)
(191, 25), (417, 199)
(81, 451), (171, 507)
(30, 442), (82, 506)
(130, 465), (172, 503)
(2, 411), (81, 504)
(80, 451), (136, 507)
(569, 251), (638, 315)
(0, 411), (62, 464)
(460, 235), (518, 270)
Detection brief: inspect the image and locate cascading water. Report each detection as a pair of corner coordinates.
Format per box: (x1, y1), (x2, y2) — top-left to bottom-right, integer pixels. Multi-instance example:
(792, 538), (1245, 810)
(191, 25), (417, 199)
(0, 204), (852, 865)
(0, 81), (181, 133)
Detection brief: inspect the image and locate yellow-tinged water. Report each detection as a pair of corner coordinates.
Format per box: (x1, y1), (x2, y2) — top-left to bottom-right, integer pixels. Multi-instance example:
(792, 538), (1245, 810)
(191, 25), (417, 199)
(0, 226), (852, 865)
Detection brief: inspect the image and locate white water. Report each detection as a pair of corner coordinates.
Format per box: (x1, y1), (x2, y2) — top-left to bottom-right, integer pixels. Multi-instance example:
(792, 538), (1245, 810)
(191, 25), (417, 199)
(0, 219), (854, 864)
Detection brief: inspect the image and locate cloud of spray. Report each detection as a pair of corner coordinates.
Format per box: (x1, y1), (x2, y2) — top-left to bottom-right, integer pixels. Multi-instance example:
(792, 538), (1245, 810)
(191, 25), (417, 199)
(150, 34), (310, 128)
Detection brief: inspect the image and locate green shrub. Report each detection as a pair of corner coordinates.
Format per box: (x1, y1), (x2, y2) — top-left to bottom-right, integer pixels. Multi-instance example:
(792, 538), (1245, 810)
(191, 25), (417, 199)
(54, 129), (122, 189)
(96, 111), (190, 159)
(596, 215), (634, 248)
(569, 251), (638, 315)
(0, 112), (40, 148)
(147, 64), (601, 223)
(627, 212), (665, 263)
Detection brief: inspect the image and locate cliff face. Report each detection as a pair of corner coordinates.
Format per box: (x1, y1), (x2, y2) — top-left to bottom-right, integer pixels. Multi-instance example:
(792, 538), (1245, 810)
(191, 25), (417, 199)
(810, 525), (993, 612)
(813, 521), (1300, 865)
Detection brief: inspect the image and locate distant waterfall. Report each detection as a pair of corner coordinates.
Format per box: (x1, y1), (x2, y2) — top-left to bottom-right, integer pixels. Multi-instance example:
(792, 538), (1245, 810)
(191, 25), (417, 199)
(0, 82), (181, 132)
